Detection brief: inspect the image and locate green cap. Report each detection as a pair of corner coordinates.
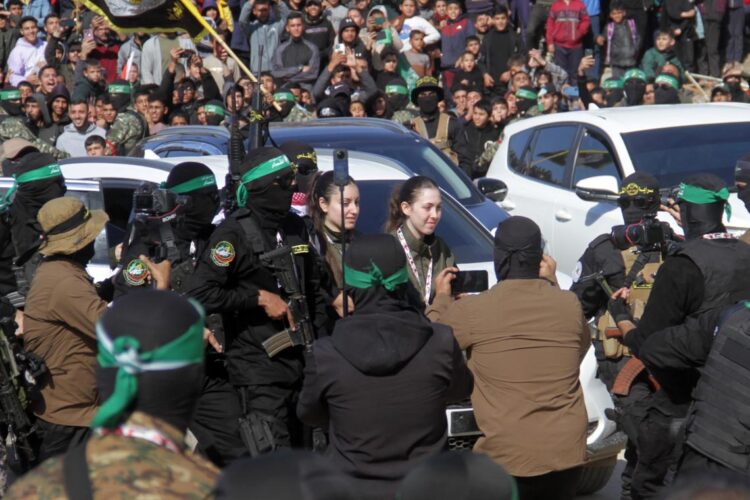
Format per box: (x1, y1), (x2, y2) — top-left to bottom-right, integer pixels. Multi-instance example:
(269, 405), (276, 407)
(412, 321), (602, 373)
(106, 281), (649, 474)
(108, 84), (131, 95)
(602, 78), (624, 90)
(623, 69), (647, 82)
(0, 89), (21, 101)
(204, 103), (225, 116)
(515, 88), (538, 101)
(273, 92), (296, 102)
(654, 74), (680, 90)
(385, 84), (408, 95)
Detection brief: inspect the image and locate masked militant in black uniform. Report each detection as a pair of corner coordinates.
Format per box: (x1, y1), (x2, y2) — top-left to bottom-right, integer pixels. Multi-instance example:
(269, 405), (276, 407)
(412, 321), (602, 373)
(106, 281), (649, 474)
(185, 146), (327, 455)
(610, 174), (750, 499)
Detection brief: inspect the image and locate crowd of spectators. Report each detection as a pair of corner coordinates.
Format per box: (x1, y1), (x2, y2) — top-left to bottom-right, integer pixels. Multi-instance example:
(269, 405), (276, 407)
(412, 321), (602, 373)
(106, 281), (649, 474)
(0, 0), (747, 173)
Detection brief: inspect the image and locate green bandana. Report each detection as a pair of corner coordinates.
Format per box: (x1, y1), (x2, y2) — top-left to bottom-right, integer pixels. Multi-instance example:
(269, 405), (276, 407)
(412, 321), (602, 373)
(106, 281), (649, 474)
(235, 155), (292, 207)
(655, 74), (679, 90)
(167, 174), (216, 194)
(0, 164), (62, 213)
(678, 182), (732, 221)
(602, 79), (624, 90)
(385, 84), (408, 95)
(624, 69), (647, 82)
(204, 104), (225, 116)
(91, 300), (205, 429)
(273, 92), (296, 102)
(108, 84), (131, 95)
(515, 88), (537, 101)
(344, 260), (409, 291)
(0, 89), (21, 101)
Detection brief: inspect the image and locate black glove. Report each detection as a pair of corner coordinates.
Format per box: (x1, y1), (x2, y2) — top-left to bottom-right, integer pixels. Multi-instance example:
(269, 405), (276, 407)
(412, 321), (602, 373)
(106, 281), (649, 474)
(608, 298), (633, 324)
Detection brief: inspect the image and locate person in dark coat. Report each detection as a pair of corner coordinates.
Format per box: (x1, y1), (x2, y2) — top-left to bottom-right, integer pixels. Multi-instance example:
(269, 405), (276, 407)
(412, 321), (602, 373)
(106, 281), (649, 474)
(297, 233), (473, 500)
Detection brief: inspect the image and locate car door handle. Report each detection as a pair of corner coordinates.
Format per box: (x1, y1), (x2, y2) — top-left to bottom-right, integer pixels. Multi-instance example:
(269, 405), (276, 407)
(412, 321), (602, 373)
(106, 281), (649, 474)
(500, 199), (516, 211)
(555, 209), (572, 222)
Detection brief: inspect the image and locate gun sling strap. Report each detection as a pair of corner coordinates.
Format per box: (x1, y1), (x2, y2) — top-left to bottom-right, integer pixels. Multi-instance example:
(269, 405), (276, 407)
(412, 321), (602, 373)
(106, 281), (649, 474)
(63, 441), (93, 500)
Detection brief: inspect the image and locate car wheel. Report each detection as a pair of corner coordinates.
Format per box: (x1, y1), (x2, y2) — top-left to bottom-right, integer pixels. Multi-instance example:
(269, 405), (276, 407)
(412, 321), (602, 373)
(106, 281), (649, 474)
(576, 456), (617, 495)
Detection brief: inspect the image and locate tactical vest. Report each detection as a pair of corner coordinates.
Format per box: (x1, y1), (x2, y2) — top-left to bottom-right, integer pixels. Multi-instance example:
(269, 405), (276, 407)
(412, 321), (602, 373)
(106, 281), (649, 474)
(686, 303), (750, 472)
(413, 113), (458, 163)
(677, 236), (750, 318)
(597, 248), (662, 359)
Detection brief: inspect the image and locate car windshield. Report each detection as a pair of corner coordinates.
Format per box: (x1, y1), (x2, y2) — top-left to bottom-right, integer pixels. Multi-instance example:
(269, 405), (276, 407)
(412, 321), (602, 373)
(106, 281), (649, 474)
(622, 122), (750, 188)
(356, 180), (493, 263)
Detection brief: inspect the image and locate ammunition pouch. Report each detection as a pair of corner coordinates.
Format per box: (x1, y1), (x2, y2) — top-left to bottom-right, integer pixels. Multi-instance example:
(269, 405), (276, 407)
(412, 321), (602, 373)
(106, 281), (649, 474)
(169, 259), (195, 294)
(237, 387), (276, 457)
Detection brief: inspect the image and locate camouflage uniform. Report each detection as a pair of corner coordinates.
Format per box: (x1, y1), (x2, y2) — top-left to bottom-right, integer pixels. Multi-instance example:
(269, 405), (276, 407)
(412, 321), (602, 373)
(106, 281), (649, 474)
(392, 108), (418, 127)
(283, 105), (315, 123)
(106, 107), (146, 155)
(5, 412), (219, 500)
(0, 116), (69, 160)
(477, 141), (500, 172)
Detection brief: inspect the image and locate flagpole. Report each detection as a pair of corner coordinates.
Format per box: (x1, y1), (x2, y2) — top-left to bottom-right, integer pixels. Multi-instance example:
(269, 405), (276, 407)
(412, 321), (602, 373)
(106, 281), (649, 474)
(176, 0), (281, 111)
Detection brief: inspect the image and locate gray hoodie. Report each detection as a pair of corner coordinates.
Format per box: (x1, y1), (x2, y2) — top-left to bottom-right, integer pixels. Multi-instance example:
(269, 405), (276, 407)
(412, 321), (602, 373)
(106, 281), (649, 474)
(55, 122), (106, 157)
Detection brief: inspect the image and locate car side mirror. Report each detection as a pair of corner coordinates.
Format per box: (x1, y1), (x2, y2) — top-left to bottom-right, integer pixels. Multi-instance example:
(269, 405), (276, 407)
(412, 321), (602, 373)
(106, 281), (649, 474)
(477, 177), (508, 202)
(575, 175), (620, 202)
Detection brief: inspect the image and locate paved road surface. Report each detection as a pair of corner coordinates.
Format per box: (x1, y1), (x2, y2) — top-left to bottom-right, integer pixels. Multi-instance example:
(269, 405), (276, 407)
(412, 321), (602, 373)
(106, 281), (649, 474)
(579, 457), (626, 500)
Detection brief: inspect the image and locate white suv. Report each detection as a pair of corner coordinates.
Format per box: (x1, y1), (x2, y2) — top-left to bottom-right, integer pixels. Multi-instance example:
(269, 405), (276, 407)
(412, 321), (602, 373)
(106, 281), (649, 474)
(485, 103), (750, 275)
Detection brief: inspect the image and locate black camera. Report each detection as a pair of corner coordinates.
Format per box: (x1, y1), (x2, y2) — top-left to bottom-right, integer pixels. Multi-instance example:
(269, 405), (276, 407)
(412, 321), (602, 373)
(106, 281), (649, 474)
(611, 215), (669, 251)
(133, 183), (185, 216)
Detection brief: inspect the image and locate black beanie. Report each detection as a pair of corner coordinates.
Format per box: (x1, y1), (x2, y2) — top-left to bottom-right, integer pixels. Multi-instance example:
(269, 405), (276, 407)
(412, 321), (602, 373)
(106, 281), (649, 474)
(619, 172), (659, 197)
(236, 146), (293, 191)
(214, 450), (357, 500)
(493, 216), (543, 281)
(166, 161), (217, 195)
(683, 173), (727, 193)
(96, 290), (205, 431)
(397, 452), (519, 500)
(345, 233), (406, 279)
(279, 141), (317, 174)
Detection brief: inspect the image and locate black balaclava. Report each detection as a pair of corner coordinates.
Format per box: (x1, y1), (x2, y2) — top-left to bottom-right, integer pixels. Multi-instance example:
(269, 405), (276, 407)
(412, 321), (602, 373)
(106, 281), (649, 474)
(735, 154), (750, 212)
(417, 91), (438, 116)
(214, 450), (356, 500)
(397, 451), (518, 500)
(6, 152), (66, 264)
(618, 172), (660, 225)
(515, 86), (537, 115)
(344, 233), (418, 315)
(493, 216), (543, 281)
(654, 86), (679, 104)
(69, 240), (96, 267)
(203, 99), (226, 126)
(279, 141), (318, 196)
(381, 75), (409, 111)
(108, 80), (133, 112)
(0, 87), (23, 116)
(96, 290), (204, 432)
(624, 79), (646, 106)
(316, 97), (346, 118)
(239, 146), (295, 230)
(604, 88), (624, 107)
(165, 161), (219, 241)
(678, 174), (729, 240)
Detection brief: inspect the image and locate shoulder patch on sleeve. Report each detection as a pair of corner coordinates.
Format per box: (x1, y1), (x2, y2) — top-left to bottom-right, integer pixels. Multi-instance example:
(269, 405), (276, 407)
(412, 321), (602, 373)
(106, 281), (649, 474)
(123, 258), (149, 286)
(210, 241), (236, 267)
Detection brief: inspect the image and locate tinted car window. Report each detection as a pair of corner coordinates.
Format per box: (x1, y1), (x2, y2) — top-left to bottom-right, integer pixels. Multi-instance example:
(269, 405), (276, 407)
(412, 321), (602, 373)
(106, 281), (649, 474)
(622, 123), (750, 187)
(573, 129), (620, 186)
(356, 180), (493, 263)
(507, 128), (534, 175)
(526, 126), (578, 186)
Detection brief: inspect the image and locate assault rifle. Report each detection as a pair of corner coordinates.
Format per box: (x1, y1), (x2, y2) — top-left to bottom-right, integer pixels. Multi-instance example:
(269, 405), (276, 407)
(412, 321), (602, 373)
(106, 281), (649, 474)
(260, 245), (314, 357)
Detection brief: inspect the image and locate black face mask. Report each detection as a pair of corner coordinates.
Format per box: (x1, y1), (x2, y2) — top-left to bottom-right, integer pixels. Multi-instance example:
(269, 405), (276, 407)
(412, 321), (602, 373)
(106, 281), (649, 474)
(206, 113), (224, 126)
(679, 201), (726, 240)
(70, 240), (96, 266)
(387, 94), (407, 112)
(417, 94), (438, 115)
(739, 185), (750, 213)
(624, 80), (645, 106)
(1, 100), (22, 116)
(178, 191), (219, 240)
(296, 172), (316, 196)
(493, 217), (543, 281)
(248, 181), (294, 230)
(618, 196), (659, 225)
(654, 86), (680, 104)
(516, 98), (535, 115)
(605, 89), (624, 107)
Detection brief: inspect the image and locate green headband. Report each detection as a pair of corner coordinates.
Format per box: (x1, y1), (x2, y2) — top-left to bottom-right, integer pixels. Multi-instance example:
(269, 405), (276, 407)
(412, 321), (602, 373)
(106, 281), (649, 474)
(91, 300), (205, 429)
(344, 260), (409, 291)
(515, 88), (537, 101)
(204, 104), (225, 116)
(167, 174), (216, 194)
(624, 69), (647, 82)
(385, 84), (408, 95)
(655, 74), (679, 90)
(108, 84), (131, 95)
(0, 164), (63, 213)
(602, 79), (624, 90)
(678, 182), (731, 221)
(273, 92), (296, 103)
(0, 89), (21, 101)
(235, 155), (292, 207)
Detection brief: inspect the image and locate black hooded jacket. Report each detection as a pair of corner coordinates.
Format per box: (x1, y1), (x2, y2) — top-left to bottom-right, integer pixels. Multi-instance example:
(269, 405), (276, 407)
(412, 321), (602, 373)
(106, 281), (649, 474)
(297, 306), (472, 500)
